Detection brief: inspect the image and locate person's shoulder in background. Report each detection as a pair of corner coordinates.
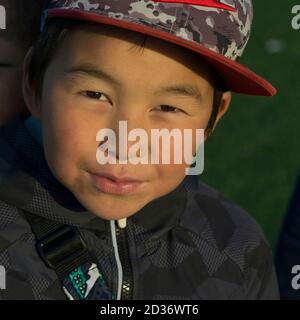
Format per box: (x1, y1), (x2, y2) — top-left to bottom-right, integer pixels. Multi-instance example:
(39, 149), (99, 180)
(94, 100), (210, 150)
(0, 0), (44, 125)
(276, 174), (300, 299)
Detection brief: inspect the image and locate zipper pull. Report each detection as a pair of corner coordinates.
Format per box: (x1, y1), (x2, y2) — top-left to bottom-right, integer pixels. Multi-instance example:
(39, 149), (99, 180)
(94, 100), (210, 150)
(117, 218), (127, 229)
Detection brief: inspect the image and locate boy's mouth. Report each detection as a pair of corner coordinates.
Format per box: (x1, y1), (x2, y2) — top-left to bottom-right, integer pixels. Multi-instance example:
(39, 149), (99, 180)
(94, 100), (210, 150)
(88, 171), (145, 195)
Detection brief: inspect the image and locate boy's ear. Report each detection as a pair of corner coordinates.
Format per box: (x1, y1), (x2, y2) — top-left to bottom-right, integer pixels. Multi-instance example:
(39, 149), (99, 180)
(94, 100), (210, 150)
(208, 91), (232, 135)
(22, 47), (42, 119)
(214, 91), (231, 127)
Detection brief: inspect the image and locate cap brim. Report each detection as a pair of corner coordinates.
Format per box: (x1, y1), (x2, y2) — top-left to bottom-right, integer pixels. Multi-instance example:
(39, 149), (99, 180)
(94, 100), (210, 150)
(47, 9), (277, 97)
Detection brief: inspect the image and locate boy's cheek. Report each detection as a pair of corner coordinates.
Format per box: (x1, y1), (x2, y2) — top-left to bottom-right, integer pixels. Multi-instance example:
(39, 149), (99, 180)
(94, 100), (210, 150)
(154, 163), (188, 193)
(42, 120), (101, 189)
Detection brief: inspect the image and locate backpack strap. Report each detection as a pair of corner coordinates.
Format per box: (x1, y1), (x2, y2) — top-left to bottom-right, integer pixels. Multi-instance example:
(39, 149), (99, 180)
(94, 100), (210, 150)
(22, 211), (114, 300)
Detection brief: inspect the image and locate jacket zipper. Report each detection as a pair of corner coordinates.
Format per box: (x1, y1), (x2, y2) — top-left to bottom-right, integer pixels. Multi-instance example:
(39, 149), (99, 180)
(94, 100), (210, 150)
(110, 219), (133, 300)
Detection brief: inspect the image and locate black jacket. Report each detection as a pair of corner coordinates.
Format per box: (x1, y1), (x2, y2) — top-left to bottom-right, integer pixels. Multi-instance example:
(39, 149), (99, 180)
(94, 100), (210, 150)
(0, 116), (279, 300)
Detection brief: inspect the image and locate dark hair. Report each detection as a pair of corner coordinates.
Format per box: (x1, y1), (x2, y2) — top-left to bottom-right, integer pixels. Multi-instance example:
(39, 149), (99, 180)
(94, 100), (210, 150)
(28, 19), (228, 135)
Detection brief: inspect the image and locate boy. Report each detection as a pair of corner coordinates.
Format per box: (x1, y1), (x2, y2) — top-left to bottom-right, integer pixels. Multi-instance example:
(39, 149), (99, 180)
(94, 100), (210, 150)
(0, 0), (279, 300)
(0, 0), (44, 125)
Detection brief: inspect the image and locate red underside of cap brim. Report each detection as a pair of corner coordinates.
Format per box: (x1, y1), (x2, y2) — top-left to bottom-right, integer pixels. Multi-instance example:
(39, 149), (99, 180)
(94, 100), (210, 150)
(47, 9), (277, 97)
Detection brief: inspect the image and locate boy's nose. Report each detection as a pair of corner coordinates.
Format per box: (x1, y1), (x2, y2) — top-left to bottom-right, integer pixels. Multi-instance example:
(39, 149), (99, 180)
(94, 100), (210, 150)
(106, 112), (151, 162)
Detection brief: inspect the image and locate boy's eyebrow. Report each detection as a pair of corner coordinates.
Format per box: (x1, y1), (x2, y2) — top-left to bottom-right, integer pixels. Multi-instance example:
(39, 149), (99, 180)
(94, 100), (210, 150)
(67, 64), (203, 104)
(66, 64), (122, 88)
(155, 84), (203, 104)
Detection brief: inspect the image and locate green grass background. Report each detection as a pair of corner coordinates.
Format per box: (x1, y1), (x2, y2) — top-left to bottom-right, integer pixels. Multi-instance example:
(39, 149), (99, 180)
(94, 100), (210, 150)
(200, 0), (300, 249)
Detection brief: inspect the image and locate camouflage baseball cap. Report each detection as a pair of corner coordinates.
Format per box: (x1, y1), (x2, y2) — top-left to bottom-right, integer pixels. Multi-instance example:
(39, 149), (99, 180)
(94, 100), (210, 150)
(42, 0), (276, 96)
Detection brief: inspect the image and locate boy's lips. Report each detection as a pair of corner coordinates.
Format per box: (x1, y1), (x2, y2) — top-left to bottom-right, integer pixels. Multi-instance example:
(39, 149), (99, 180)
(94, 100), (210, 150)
(88, 171), (145, 195)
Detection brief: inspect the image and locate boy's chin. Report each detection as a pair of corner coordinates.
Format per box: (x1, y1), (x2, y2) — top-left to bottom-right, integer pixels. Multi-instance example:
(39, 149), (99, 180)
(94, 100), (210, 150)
(79, 197), (148, 221)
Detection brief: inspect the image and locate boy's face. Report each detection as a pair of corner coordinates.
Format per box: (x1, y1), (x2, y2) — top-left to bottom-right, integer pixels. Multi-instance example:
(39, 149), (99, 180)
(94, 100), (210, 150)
(0, 37), (27, 125)
(28, 28), (230, 220)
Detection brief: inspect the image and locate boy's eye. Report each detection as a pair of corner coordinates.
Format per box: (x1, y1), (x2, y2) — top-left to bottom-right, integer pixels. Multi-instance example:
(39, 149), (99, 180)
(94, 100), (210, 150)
(157, 105), (183, 113)
(82, 91), (109, 101)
